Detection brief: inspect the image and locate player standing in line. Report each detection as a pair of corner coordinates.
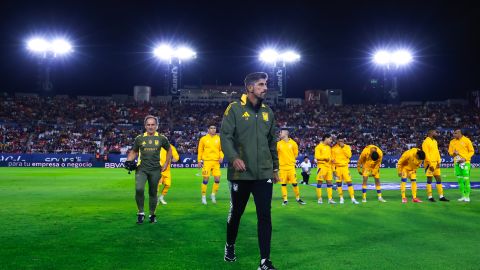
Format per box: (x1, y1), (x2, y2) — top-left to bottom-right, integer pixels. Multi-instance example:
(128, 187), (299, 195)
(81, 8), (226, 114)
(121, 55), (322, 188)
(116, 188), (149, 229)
(315, 134), (336, 204)
(422, 130), (449, 202)
(277, 129), (306, 205)
(332, 137), (359, 204)
(448, 129), (475, 202)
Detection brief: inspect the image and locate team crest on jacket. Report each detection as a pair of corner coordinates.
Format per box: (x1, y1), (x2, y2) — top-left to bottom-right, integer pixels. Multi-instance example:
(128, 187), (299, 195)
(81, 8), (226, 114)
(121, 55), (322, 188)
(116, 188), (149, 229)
(262, 112), (269, 121)
(154, 140), (159, 145)
(149, 140), (152, 144)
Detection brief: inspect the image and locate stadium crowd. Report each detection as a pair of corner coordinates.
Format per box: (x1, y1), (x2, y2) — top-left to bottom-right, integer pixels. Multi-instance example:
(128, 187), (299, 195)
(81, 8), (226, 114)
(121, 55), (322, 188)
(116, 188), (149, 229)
(1, 95), (479, 156)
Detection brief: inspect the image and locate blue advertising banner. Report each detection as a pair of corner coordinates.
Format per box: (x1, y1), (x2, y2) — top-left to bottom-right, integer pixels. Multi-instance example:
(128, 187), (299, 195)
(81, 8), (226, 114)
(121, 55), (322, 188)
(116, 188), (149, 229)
(1, 153), (479, 168)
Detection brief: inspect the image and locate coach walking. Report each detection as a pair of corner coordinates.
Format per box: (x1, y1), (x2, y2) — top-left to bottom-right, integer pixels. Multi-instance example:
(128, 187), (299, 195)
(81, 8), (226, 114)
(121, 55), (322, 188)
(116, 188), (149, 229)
(220, 72), (279, 270)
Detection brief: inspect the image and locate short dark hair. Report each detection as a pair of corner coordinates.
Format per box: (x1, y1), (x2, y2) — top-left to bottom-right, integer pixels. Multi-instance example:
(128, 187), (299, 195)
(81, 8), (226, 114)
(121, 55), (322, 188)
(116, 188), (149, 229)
(304, 156), (309, 160)
(417, 149), (426, 160)
(322, 134), (331, 141)
(244, 72), (268, 89)
(371, 151), (379, 161)
(144, 115), (159, 125)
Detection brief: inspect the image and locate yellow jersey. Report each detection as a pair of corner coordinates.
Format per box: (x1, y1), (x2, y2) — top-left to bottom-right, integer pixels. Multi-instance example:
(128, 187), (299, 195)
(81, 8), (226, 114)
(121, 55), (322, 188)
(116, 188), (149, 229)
(277, 138), (298, 171)
(198, 134), (224, 162)
(358, 145), (383, 170)
(397, 148), (423, 173)
(160, 144), (179, 172)
(448, 136), (475, 163)
(315, 142), (332, 166)
(422, 137), (441, 163)
(332, 144), (352, 167)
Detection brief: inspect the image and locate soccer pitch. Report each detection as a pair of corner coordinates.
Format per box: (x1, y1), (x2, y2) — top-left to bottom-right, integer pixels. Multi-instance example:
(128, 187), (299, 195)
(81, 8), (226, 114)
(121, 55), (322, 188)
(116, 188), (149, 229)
(0, 168), (478, 270)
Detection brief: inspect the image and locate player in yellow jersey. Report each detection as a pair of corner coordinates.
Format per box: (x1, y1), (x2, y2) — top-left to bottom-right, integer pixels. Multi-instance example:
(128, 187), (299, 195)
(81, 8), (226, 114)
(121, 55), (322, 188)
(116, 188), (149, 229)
(422, 129), (449, 202)
(397, 148), (426, 203)
(198, 125), (224, 205)
(315, 134), (336, 204)
(277, 129), (306, 206)
(157, 144), (180, 205)
(357, 145), (386, 203)
(332, 137), (359, 204)
(448, 129), (475, 202)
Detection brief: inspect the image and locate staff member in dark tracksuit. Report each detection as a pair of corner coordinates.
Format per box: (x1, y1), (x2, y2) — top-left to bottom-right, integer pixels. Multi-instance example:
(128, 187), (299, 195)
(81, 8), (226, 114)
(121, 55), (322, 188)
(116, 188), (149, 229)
(221, 72), (279, 270)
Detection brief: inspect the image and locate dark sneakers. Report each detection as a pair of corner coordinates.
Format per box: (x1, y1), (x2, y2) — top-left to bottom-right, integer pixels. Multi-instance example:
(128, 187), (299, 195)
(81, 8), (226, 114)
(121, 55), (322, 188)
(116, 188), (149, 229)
(137, 213), (145, 224)
(428, 197), (436, 202)
(149, 214), (157, 223)
(296, 199), (306, 205)
(224, 244), (236, 262)
(258, 259), (277, 270)
(439, 197), (450, 202)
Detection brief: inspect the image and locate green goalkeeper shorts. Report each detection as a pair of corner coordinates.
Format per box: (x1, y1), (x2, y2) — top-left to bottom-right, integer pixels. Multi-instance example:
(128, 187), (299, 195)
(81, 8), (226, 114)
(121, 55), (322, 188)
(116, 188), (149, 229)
(454, 162), (471, 177)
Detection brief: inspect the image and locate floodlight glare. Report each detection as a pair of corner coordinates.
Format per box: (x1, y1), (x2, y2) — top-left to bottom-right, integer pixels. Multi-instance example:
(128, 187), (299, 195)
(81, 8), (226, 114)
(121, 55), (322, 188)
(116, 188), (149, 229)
(27, 38), (50, 53)
(282, 51), (300, 62)
(154, 44), (174, 60)
(392, 50), (412, 66)
(373, 50), (391, 65)
(51, 39), (72, 55)
(175, 47), (196, 60)
(259, 49), (279, 63)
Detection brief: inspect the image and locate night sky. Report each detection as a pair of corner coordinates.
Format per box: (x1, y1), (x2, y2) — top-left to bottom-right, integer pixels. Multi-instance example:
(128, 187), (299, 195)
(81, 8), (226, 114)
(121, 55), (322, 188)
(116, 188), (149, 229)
(1, 0), (479, 103)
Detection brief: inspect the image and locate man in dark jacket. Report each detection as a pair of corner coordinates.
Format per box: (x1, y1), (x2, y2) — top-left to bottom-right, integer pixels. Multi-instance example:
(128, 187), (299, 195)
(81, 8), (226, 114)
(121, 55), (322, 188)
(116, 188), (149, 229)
(221, 72), (279, 270)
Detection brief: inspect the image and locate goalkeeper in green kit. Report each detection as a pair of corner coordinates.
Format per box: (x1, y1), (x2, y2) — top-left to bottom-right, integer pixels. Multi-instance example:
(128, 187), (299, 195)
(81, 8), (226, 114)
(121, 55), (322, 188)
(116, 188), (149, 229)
(448, 129), (475, 202)
(125, 115), (172, 223)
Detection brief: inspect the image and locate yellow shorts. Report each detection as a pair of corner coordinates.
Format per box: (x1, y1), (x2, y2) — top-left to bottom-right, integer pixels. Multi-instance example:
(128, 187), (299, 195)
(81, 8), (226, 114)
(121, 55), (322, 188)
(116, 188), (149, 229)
(401, 169), (417, 180)
(425, 161), (441, 177)
(362, 167), (380, 179)
(316, 165), (333, 181)
(202, 161), (221, 177)
(334, 166), (351, 182)
(279, 169), (297, 184)
(160, 171), (171, 186)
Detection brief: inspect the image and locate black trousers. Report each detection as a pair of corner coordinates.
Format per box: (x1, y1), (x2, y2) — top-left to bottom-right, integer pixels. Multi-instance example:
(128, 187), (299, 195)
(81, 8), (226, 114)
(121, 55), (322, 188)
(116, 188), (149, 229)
(301, 172), (310, 184)
(226, 179), (273, 259)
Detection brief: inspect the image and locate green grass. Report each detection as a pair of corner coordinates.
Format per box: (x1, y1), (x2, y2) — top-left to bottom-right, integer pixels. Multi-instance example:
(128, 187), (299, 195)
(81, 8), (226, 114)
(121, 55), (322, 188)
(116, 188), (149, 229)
(0, 167), (479, 270)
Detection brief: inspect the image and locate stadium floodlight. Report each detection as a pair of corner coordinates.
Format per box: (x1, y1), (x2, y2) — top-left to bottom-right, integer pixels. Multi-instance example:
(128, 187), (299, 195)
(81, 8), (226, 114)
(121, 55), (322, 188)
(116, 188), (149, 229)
(154, 45), (196, 61)
(259, 49), (279, 63)
(51, 39), (73, 55)
(373, 50), (391, 65)
(175, 47), (196, 60)
(27, 38), (50, 53)
(153, 44), (175, 61)
(27, 37), (73, 56)
(373, 49), (413, 67)
(281, 51), (300, 63)
(391, 50), (412, 66)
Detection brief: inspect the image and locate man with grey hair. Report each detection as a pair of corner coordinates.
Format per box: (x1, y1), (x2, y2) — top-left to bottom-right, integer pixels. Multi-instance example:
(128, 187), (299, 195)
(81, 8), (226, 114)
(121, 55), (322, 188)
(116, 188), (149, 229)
(221, 72), (279, 270)
(125, 115), (172, 224)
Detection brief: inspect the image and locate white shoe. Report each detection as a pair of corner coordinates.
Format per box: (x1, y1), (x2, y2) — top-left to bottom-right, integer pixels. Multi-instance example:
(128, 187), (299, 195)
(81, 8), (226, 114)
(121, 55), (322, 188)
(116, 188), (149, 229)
(351, 198), (359, 205)
(159, 195), (167, 205)
(328, 199), (336, 204)
(362, 198), (367, 203)
(378, 197), (387, 203)
(318, 199), (323, 204)
(202, 196), (207, 205)
(464, 197), (470, 202)
(339, 197), (345, 204)
(211, 194), (217, 204)
(458, 197), (466, 202)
